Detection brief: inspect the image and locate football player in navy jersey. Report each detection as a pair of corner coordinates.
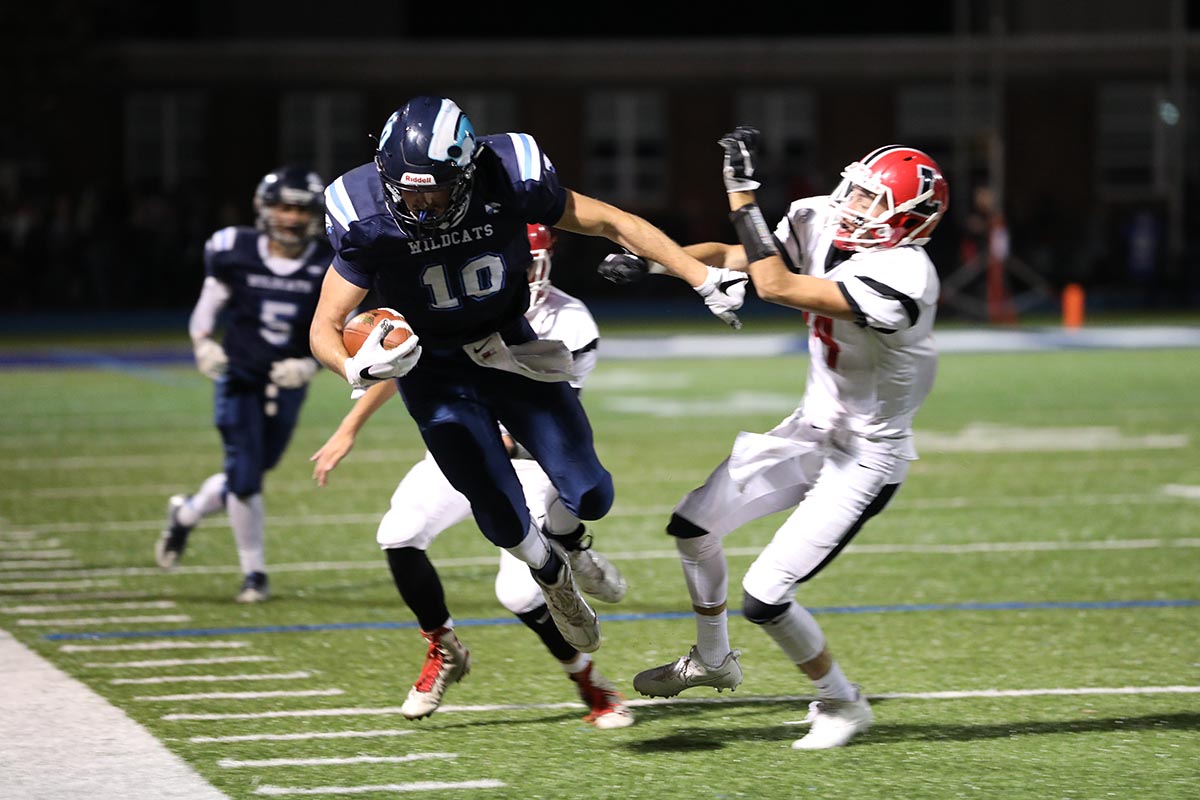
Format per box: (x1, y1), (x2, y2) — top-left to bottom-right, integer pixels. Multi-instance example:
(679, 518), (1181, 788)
(311, 95), (746, 656)
(156, 166), (332, 603)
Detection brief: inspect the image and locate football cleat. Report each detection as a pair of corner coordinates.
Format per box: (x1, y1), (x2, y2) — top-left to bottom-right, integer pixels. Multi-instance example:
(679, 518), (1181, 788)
(235, 571), (269, 604)
(567, 544), (627, 604)
(155, 494), (193, 570)
(633, 645), (743, 697)
(791, 686), (873, 750)
(401, 627), (471, 720)
(570, 662), (634, 729)
(533, 544), (600, 653)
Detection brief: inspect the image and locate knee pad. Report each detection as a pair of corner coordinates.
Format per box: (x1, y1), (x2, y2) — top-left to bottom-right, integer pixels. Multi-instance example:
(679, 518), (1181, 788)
(741, 590), (791, 625)
(573, 473), (614, 521)
(667, 512), (708, 539)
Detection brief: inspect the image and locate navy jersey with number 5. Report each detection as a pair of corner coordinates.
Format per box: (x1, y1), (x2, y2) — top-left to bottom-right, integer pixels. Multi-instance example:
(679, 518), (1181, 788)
(323, 133), (567, 348)
(205, 227), (333, 381)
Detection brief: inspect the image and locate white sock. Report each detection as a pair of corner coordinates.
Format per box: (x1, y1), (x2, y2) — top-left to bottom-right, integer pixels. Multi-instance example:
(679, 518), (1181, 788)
(227, 492), (265, 574)
(505, 521), (551, 569)
(695, 610), (731, 667)
(813, 660), (855, 702)
(544, 494), (581, 537)
(561, 652), (591, 675)
(176, 473), (226, 527)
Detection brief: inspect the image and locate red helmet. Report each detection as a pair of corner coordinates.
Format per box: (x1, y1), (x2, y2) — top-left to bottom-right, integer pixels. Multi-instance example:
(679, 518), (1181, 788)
(829, 146), (949, 251)
(526, 223), (555, 309)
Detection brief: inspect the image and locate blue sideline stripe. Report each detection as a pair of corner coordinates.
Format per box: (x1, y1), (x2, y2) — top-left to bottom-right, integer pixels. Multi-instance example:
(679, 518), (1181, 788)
(41, 598), (1200, 641)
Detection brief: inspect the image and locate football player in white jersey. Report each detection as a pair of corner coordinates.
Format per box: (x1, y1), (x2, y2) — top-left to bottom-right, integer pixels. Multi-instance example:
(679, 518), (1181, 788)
(310, 225), (633, 729)
(599, 128), (948, 750)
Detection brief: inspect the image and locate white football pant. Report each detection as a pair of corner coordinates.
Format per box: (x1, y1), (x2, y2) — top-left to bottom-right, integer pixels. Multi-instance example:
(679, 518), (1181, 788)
(376, 452), (554, 615)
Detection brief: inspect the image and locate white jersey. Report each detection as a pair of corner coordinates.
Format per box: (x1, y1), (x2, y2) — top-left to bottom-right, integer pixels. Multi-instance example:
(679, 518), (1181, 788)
(525, 285), (600, 390)
(775, 196), (939, 458)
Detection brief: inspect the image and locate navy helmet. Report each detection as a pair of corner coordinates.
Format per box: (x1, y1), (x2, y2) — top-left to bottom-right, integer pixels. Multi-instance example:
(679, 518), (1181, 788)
(374, 96), (478, 235)
(254, 166), (326, 246)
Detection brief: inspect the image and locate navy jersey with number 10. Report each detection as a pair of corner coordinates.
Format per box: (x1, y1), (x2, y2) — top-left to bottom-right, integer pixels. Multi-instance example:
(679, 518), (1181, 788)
(323, 133), (567, 349)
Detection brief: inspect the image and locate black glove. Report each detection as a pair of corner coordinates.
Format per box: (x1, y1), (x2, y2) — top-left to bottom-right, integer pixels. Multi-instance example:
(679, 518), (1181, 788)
(598, 251), (652, 285)
(719, 126), (761, 193)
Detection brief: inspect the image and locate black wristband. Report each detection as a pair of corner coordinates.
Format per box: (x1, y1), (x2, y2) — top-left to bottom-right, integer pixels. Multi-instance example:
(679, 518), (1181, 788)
(729, 204), (779, 263)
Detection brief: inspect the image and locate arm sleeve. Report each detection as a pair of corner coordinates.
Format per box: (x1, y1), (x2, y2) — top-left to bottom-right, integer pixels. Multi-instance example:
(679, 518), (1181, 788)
(188, 276), (231, 340)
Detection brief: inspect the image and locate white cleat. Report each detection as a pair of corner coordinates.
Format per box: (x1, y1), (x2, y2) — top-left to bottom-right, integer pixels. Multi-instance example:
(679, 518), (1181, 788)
(401, 627), (471, 720)
(570, 662), (634, 729)
(632, 645), (743, 698)
(791, 687), (874, 750)
(567, 546), (627, 604)
(533, 545), (600, 653)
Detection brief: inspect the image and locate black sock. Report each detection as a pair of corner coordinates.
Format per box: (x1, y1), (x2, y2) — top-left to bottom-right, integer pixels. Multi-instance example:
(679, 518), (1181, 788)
(546, 523), (587, 551)
(516, 604), (577, 661)
(385, 547), (450, 632)
(532, 548), (564, 584)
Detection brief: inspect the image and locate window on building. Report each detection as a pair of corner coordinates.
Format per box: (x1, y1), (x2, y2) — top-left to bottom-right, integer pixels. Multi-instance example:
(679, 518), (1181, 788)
(735, 90), (818, 215)
(584, 91), (665, 208)
(280, 93), (366, 181)
(1096, 83), (1170, 196)
(124, 92), (206, 189)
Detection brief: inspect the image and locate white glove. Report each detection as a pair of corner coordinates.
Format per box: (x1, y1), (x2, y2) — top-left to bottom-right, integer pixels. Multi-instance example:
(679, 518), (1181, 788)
(269, 357), (319, 389)
(694, 266), (748, 330)
(194, 337), (228, 380)
(344, 319), (422, 398)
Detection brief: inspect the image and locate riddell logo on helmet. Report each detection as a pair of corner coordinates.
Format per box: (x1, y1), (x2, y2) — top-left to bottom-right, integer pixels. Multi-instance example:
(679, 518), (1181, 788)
(401, 173), (437, 187)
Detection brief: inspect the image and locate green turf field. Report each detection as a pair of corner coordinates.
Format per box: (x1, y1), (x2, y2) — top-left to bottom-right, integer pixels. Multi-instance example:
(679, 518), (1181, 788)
(2, 343), (1198, 799)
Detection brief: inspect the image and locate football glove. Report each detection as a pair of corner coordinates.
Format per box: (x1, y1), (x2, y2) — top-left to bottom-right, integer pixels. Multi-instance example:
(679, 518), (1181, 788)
(344, 319), (421, 398)
(269, 357), (319, 389)
(695, 266), (749, 330)
(193, 337), (228, 380)
(597, 251), (667, 285)
(719, 126), (762, 194)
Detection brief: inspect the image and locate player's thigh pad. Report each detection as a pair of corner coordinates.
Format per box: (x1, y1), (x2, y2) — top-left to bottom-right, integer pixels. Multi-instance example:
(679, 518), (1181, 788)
(215, 387), (267, 496)
(260, 386), (307, 471)
(377, 453), (472, 549)
(673, 455), (814, 539)
(493, 375), (613, 521)
(742, 440), (908, 605)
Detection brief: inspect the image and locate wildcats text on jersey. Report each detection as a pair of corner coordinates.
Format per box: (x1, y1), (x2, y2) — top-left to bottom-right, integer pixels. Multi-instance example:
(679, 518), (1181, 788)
(406, 223), (496, 254)
(245, 274), (317, 293)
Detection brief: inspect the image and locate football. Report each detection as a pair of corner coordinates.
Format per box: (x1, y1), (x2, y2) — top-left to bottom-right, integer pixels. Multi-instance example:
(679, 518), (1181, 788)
(343, 307), (412, 356)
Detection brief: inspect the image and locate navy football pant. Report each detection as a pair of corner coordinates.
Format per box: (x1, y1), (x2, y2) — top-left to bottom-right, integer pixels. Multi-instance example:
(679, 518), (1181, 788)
(214, 378), (308, 497)
(397, 343), (612, 549)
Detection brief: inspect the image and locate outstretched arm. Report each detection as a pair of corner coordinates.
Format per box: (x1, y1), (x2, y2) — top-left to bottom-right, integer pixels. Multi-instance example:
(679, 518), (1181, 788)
(719, 128), (854, 320)
(563, 190), (749, 329)
(310, 379), (399, 486)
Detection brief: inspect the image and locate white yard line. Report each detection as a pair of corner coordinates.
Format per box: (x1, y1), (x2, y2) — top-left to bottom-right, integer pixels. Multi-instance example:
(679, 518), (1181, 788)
(16, 614), (190, 626)
(2, 600), (176, 614)
(254, 781), (505, 796)
(0, 628), (227, 800)
(3, 536), (1199, 584)
(191, 729), (415, 744)
(6, 486), (1197, 536)
(0, 578), (119, 591)
(134, 688), (343, 702)
(220, 754), (455, 768)
(62, 640), (249, 653)
(112, 670), (311, 685)
(0, 559), (84, 569)
(85, 655), (275, 668)
(160, 685), (1200, 722)
(0, 549), (74, 558)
